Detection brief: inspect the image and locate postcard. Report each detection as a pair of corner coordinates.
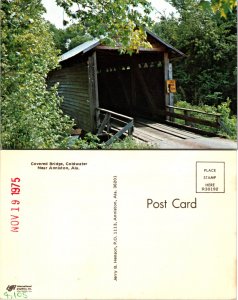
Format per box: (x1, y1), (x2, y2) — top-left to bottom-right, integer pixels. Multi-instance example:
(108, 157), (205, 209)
(1, 1), (237, 300)
(0, 149), (236, 299)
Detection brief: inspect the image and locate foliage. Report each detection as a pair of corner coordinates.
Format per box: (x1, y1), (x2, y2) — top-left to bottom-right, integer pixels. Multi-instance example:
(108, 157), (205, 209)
(175, 99), (237, 139)
(1, 0), (74, 149)
(51, 0), (236, 54)
(199, 0), (237, 18)
(217, 99), (237, 139)
(55, 0), (153, 53)
(153, 0), (236, 112)
(60, 133), (153, 150)
(103, 136), (154, 149)
(48, 22), (92, 53)
(60, 133), (101, 149)
(61, 134), (154, 149)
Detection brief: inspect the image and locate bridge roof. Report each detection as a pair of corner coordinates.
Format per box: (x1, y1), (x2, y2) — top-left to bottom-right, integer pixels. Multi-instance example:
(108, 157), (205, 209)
(60, 30), (184, 63)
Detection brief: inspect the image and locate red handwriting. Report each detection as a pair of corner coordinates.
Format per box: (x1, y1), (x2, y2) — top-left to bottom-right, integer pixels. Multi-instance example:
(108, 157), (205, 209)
(11, 178), (21, 232)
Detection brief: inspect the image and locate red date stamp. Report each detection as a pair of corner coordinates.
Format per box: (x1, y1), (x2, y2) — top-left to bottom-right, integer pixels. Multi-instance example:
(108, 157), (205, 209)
(10, 178), (21, 232)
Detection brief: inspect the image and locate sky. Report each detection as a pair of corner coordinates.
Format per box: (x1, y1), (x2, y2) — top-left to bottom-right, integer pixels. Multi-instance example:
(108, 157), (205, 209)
(41, 0), (176, 29)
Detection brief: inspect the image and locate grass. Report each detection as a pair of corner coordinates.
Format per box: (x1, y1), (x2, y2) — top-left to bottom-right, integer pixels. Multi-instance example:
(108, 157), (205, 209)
(102, 136), (154, 149)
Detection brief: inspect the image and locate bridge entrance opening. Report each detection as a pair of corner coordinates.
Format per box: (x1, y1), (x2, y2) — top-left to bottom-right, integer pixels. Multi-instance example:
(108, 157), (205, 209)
(96, 50), (165, 122)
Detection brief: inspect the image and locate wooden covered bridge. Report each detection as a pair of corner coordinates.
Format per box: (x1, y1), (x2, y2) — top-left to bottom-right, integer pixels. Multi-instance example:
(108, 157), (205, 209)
(48, 31), (235, 149)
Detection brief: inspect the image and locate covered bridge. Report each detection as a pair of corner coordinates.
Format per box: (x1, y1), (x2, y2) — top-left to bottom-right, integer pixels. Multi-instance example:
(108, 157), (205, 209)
(48, 30), (184, 138)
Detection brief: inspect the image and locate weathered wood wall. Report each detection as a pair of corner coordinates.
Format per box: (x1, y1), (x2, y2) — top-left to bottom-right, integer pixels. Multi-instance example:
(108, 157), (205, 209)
(48, 62), (92, 132)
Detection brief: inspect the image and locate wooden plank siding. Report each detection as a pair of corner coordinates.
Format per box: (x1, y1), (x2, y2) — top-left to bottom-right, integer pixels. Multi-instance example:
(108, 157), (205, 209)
(48, 62), (92, 132)
(88, 52), (99, 132)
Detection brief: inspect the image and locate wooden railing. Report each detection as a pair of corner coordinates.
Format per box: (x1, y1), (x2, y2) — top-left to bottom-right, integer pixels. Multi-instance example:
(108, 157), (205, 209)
(96, 108), (134, 145)
(164, 105), (221, 134)
(96, 105), (225, 142)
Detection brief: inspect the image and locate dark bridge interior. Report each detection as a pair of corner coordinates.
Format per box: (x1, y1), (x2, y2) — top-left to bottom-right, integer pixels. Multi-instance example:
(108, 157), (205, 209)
(96, 50), (165, 121)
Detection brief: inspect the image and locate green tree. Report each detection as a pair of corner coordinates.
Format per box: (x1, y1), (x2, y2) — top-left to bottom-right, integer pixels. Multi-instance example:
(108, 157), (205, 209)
(54, 0), (236, 54)
(1, 0), (73, 149)
(153, 0), (236, 111)
(199, 0), (237, 18)
(56, 0), (153, 53)
(48, 22), (92, 53)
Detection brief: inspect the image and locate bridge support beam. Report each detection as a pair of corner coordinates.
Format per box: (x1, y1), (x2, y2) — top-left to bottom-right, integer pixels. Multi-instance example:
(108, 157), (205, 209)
(164, 52), (169, 121)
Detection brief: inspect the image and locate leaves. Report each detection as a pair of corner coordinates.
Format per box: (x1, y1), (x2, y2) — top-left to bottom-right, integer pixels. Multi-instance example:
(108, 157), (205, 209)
(209, 0), (237, 18)
(217, 98), (237, 138)
(55, 0), (154, 53)
(153, 0), (236, 110)
(199, 0), (237, 18)
(48, 22), (92, 52)
(1, 0), (73, 149)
